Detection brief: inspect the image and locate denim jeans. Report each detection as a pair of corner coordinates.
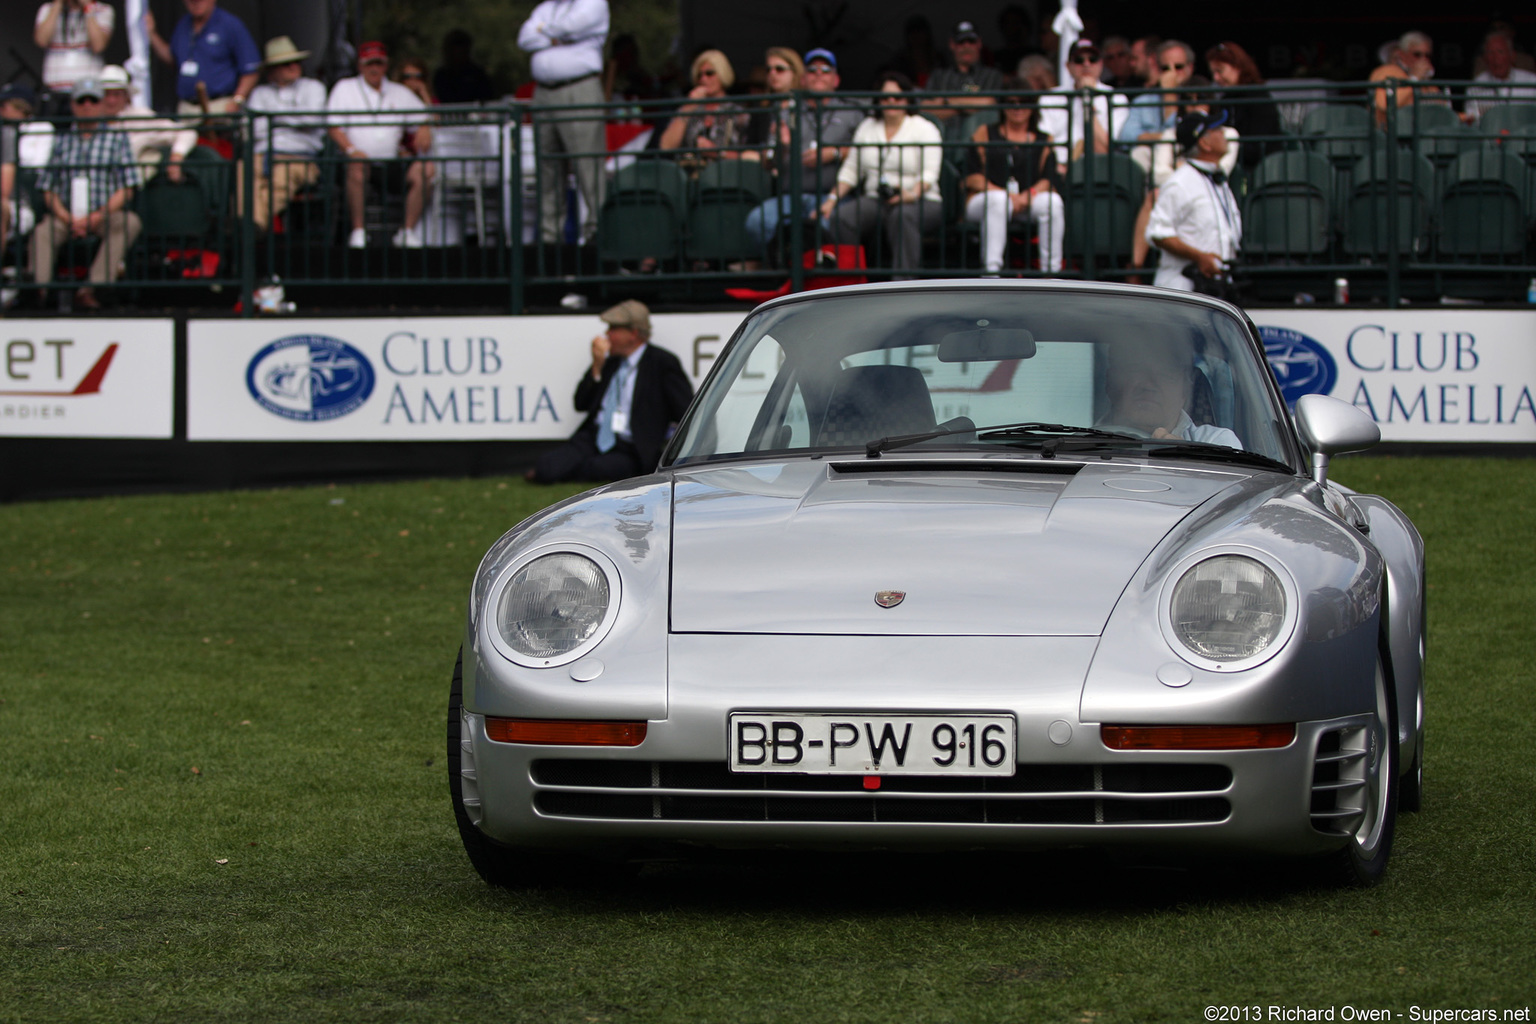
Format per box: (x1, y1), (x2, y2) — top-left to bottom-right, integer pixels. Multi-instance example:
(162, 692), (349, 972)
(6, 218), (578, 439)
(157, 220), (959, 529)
(743, 193), (821, 256)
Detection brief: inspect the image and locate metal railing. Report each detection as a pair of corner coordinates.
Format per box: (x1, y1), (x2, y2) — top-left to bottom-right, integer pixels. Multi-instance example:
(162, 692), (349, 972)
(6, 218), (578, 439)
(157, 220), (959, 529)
(2, 81), (1533, 314)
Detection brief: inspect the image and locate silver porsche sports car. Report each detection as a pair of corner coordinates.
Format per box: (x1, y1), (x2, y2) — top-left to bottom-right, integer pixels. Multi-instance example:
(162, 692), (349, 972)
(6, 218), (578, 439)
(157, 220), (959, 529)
(450, 281), (1425, 887)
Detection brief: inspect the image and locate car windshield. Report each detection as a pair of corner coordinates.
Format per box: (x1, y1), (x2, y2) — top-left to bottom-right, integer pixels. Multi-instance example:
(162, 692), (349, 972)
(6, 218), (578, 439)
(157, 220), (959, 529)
(666, 287), (1297, 468)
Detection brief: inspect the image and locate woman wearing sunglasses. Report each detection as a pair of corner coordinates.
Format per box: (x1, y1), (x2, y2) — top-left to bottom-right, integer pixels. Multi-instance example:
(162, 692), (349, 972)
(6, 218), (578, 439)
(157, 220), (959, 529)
(659, 50), (748, 158)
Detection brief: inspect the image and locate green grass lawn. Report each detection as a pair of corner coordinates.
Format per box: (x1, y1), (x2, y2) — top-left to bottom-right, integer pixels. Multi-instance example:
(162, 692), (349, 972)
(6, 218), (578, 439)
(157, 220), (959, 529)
(1, 458), (1532, 1023)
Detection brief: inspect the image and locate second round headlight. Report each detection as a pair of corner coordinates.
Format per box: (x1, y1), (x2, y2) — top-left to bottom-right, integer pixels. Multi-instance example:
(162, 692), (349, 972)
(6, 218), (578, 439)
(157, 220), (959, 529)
(1169, 555), (1287, 663)
(496, 552), (611, 661)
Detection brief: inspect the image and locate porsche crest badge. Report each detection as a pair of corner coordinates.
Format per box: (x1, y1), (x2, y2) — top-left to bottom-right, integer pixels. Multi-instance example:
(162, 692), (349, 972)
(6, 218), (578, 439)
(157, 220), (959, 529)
(874, 591), (906, 608)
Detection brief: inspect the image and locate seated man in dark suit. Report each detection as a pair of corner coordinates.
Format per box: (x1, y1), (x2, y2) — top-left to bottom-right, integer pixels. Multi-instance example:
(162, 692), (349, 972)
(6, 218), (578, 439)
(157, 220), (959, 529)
(528, 299), (694, 483)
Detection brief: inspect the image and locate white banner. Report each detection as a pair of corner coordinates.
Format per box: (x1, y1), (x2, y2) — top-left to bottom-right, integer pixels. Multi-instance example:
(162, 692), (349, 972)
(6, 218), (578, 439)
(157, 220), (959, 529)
(186, 314), (746, 441)
(0, 319), (174, 438)
(1252, 310), (1536, 443)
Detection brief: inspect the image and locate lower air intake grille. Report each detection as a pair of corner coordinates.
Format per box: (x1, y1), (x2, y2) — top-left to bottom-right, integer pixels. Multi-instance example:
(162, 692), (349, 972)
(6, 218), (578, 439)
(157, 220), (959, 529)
(1310, 726), (1370, 836)
(531, 760), (1231, 825)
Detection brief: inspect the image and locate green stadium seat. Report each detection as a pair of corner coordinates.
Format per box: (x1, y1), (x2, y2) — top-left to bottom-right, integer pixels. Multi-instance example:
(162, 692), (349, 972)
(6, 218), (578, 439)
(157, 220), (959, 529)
(1342, 148), (1435, 258)
(1478, 104), (1536, 136)
(1437, 147), (1529, 257)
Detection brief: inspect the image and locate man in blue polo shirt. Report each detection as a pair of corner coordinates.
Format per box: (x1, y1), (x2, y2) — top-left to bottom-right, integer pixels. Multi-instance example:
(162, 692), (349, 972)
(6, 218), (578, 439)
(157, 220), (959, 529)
(145, 0), (260, 116)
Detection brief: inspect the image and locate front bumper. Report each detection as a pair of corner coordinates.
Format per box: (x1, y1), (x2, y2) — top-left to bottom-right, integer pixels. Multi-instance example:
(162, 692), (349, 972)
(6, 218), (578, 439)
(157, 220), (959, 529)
(462, 636), (1369, 858)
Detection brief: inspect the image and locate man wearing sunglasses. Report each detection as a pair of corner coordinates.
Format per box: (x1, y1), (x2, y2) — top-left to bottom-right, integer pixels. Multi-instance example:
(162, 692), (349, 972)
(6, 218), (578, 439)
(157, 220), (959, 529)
(1038, 40), (1122, 164)
(1117, 40), (1195, 147)
(1369, 31), (1447, 128)
(741, 47), (861, 267)
(29, 77), (141, 310)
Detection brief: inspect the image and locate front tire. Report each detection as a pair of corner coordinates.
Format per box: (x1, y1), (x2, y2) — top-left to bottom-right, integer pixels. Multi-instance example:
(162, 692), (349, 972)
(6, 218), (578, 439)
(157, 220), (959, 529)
(1330, 651), (1399, 886)
(447, 646), (536, 887)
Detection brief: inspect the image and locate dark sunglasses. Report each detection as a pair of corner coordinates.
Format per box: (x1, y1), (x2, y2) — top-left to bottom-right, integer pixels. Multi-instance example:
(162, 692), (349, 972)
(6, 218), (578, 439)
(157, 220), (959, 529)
(1069, 54), (1100, 65)
(697, 67), (718, 78)
(806, 64), (835, 74)
(401, 71), (423, 79)
(766, 64), (793, 73)
(72, 96), (103, 105)
(1161, 61), (1189, 71)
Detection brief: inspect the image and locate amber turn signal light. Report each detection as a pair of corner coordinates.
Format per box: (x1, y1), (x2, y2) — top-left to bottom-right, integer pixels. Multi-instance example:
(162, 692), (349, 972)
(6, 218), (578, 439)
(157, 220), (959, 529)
(485, 717), (647, 746)
(1100, 723), (1295, 750)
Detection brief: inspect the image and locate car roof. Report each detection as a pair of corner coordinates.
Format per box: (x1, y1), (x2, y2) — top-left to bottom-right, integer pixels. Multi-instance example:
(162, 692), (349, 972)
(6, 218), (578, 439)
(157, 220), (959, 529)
(749, 278), (1247, 319)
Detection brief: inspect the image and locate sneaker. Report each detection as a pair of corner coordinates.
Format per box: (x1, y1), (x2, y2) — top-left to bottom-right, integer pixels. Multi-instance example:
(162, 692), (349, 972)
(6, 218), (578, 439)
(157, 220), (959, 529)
(347, 228), (367, 249)
(393, 224), (423, 249)
(0, 287), (16, 310)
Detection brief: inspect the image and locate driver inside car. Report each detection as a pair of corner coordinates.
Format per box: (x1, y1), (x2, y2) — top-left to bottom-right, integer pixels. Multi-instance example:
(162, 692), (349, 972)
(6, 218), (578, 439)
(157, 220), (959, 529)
(1099, 335), (1242, 447)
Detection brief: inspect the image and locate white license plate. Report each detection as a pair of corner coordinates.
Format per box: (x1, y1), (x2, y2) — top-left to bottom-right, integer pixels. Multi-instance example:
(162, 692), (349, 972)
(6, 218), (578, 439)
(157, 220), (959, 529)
(729, 713), (1015, 776)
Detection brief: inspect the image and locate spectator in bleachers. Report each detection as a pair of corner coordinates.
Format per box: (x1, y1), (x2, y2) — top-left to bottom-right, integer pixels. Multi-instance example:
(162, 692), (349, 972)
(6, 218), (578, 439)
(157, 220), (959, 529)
(1205, 42), (1282, 169)
(1473, 23), (1535, 77)
(1118, 40), (1195, 152)
(1467, 31), (1536, 124)
(30, 77), (141, 310)
(434, 29), (494, 105)
(327, 41), (433, 249)
(2, 85), (40, 266)
(820, 72), (943, 280)
(244, 37), (327, 233)
(397, 57), (437, 107)
(659, 51), (749, 156)
(923, 20), (1005, 122)
(1146, 108), (1240, 295)
(34, 0), (114, 106)
(1128, 36), (1163, 91)
(962, 94), (1065, 275)
(1369, 31), (1446, 128)
(1039, 40), (1123, 165)
(519, 0), (608, 246)
(1015, 55), (1056, 93)
(739, 47), (862, 270)
(99, 65), (196, 184)
(146, 0), (260, 117)
(1100, 37), (1135, 89)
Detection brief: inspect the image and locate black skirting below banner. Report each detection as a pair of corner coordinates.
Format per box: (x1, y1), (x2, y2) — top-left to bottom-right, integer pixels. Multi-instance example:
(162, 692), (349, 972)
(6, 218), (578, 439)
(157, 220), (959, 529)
(0, 439), (562, 504)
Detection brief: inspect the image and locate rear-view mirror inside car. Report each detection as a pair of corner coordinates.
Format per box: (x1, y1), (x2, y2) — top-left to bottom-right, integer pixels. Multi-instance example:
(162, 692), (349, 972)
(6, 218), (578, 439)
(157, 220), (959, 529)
(938, 328), (1037, 362)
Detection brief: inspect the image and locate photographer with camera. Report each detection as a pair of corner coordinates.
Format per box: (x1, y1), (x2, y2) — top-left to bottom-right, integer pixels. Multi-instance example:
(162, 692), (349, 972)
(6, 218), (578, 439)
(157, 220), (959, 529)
(1146, 108), (1240, 298)
(819, 72), (942, 280)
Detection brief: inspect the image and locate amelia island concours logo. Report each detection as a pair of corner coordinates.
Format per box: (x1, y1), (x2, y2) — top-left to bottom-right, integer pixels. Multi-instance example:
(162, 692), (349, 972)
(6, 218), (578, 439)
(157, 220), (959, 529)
(246, 335), (375, 421)
(1259, 325), (1338, 408)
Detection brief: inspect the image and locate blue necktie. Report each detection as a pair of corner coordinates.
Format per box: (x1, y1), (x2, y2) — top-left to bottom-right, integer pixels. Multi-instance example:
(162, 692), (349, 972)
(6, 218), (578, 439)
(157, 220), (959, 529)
(595, 362), (631, 453)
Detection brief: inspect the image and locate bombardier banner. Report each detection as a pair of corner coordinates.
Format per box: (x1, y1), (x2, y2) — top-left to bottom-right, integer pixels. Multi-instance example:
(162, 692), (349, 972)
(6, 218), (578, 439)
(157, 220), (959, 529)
(1252, 310), (1536, 443)
(187, 315), (745, 441)
(1, 319), (174, 438)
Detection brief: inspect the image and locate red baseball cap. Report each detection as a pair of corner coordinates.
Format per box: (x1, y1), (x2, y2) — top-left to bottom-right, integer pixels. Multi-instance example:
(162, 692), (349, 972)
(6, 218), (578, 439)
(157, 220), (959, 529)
(358, 41), (388, 64)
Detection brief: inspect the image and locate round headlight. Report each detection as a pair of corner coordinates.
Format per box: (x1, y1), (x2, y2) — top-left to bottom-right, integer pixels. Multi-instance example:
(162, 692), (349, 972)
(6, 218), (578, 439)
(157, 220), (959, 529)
(496, 553), (612, 661)
(1169, 555), (1287, 662)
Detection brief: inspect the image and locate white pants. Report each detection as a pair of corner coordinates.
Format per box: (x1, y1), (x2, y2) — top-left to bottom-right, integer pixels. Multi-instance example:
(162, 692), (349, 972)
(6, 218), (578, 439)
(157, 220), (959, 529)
(965, 189), (1065, 273)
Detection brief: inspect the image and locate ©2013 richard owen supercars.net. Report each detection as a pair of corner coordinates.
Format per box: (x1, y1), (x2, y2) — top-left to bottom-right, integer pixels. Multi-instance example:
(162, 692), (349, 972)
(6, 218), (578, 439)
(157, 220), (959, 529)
(449, 281), (1425, 887)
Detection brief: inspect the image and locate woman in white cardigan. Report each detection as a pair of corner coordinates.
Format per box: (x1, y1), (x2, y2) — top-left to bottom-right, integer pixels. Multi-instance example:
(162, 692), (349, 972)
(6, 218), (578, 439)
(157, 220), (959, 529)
(818, 72), (943, 279)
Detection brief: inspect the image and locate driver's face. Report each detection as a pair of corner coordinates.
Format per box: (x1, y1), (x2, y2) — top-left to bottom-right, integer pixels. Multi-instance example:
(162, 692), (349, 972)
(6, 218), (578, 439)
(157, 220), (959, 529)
(1106, 344), (1192, 433)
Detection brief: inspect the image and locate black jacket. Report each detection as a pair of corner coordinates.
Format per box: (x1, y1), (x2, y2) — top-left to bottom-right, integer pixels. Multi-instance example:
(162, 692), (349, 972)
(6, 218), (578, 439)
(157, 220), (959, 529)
(573, 344), (694, 471)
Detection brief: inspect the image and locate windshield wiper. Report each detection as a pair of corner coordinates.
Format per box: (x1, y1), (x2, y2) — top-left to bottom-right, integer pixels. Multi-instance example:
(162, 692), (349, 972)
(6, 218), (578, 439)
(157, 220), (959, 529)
(1140, 442), (1294, 473)
(866, 421), (1134, 457)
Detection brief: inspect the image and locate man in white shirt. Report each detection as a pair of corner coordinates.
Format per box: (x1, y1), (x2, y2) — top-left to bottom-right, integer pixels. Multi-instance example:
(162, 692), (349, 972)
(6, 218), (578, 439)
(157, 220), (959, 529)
(99, 64), (198, 184)
(1467, 31), (1536, 124)
(1038, 40), (1123, 166)
(1146, 109), (1241, 294)
(326, 41), (431, 248)
(518, 0), (608, 244)
(245, 37), (327, 231)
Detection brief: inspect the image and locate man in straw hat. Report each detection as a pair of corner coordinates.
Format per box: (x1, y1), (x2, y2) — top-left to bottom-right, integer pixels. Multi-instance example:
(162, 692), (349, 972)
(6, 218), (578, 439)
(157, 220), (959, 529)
(527, 299), (694, 484)
(244, 37), (327, 231)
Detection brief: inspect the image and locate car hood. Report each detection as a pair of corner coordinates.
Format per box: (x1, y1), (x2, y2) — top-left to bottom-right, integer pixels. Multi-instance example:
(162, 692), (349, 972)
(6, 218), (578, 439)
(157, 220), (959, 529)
(669, 457), (1249, 636)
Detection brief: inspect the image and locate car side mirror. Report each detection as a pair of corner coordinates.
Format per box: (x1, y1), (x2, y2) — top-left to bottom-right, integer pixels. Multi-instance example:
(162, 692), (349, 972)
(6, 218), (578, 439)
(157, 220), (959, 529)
(1293, 394), (1380, 487)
